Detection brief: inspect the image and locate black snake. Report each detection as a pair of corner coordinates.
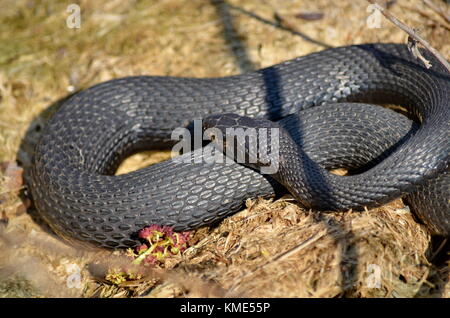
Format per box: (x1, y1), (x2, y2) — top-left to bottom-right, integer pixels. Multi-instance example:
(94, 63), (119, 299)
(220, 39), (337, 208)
(28, 43), (450, 249)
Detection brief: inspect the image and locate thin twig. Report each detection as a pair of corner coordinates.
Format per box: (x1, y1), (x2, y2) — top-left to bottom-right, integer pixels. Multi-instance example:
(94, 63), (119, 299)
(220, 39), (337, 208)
(423, 0), (450, 24)
(429, 238), (448, 261)
(366, 0), (450, 73)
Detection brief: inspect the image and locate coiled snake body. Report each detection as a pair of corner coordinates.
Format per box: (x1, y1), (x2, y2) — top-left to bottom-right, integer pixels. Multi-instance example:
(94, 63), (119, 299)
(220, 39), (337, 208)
(28, 43), (450, 248)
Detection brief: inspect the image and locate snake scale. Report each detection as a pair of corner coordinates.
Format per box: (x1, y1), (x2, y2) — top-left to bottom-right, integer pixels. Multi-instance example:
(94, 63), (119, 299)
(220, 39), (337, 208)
(28, 43), (450, 248)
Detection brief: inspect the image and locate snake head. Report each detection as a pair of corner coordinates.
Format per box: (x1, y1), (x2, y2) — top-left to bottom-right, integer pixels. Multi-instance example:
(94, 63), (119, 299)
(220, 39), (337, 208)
(203, 113), (282, 174)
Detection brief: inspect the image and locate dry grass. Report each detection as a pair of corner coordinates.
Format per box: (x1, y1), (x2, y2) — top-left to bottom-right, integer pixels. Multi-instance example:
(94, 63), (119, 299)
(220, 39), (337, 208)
(0, 0), (449, 298)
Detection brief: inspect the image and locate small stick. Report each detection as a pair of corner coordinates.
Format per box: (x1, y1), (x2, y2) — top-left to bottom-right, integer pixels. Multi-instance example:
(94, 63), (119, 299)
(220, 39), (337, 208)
(366, 0), (450, 73)
(423, 0), (450, 24)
